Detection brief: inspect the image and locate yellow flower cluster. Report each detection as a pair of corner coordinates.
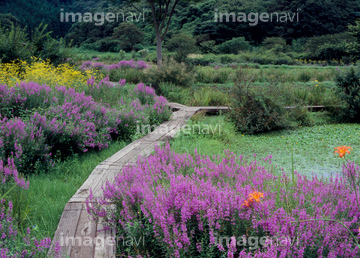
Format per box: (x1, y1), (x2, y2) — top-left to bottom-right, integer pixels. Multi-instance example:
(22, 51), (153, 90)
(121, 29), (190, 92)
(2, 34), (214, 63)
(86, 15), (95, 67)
(0, 59), (99, 88)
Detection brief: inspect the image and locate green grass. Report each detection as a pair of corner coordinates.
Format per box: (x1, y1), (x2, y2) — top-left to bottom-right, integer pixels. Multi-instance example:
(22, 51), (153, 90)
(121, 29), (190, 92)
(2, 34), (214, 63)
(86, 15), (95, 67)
(18, 140), (128, 240)
(72, 48), (141, 63)
(170, 115), (360, 178)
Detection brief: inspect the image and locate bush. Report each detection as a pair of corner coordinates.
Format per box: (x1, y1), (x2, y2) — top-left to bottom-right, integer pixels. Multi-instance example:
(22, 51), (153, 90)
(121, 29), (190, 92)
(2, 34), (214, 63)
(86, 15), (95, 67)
(305, 32), (355, 59)
(0, 25), (33, 63)
(185, 55), (214, 67)
(112, 23), (144, 51)
(228, 70), (289, 134)
(0, 23), (72, 65)
(165, 33), (197, 63)
(334, 66), (360, 122)
(83, 37), (121, 52)
(262, 37), (287, 51)
(145, 58), (194, 87)
(216, 37), (251, 54)
(275, 56), (294, 65)
(199, 40), (216, 54)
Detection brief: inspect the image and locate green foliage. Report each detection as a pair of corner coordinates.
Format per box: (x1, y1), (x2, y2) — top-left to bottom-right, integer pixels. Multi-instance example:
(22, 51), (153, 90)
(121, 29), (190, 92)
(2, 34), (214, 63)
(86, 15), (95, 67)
(119, 49), (126, 60)
(0, 0), (72, 38)
(138, 49), (149, 59)
(199, 40), (216, 54)
(195, 67), (231, 84)
(0, 25), (33, 63)
(216, 37), (251, 54)
(262, 37), (287, 52)
(106, 69), (146, 84)
(190, 87), (230, 106)
(291, 38), (307, 53)
(334, 67), (360, 122)
(82, 37), (121, 52)
(158, 82), (192, 104)
(0, 23), (71, 65)
(165, 33), (197, 63)
(304, 32), (355, 60)
(318, 43), (347, 62)
(0, 14), (20, 30)
(297, 71), (312, 82)
(145, 58), (194, 87)
(32, 24), (72, 66)
(112, 23), (144, 51)
(228, 70), (290, 134)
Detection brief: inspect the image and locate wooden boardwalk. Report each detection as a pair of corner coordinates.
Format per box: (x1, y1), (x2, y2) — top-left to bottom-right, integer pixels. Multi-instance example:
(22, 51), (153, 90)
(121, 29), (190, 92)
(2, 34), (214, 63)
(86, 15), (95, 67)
(48, 103), (228, 258)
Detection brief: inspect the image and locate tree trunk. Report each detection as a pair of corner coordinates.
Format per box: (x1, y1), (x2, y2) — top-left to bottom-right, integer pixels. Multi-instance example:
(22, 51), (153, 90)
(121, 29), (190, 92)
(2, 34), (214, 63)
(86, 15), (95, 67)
(156, 32), (162, 67)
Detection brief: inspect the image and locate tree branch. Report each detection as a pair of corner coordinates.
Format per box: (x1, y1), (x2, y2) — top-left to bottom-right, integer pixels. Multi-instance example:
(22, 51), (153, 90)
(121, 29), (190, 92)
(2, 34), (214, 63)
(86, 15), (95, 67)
(159, 0), (170, 32)
(149, 0), (160, 34)
(127, 1), (142, 13)
(161, 0), (179, 40)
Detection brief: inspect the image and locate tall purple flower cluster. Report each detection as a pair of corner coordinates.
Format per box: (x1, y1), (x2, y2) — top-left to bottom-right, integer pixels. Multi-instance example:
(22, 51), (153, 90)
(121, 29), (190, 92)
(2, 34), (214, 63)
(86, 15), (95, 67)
(0, 80), (171, 173)
(86, 143), (360, 257)
(80, 60), (149, 72)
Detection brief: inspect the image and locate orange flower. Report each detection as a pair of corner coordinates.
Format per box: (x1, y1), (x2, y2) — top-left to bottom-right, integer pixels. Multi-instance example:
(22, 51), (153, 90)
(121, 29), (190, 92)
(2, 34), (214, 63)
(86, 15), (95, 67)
(334, 146), (352, 158)
(241, 199), (254, 208)
(249, 190), (264, 203)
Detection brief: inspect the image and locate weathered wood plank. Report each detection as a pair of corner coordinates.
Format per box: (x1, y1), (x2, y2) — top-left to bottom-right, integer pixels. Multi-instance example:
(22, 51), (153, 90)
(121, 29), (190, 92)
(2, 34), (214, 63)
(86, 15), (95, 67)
(49, 202), (83, 257)
(69, 205), (97, 258)
(94, 206), (116, 258)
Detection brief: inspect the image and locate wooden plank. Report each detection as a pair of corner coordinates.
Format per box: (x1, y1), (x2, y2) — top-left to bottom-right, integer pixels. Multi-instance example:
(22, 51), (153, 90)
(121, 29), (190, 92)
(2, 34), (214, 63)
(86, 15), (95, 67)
(49, 202), (83, 257)
(101, 142), (142, 164)
(94, 206), (116, 258)
(71, 173), (103, 200)
(69, 204), (97, 258)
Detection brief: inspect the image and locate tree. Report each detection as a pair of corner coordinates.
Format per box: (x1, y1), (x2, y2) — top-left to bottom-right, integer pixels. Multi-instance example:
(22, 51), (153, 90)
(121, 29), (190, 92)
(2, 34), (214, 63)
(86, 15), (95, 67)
(117, 0), (203, 66)
(165, 32), (197, 62)
(112, 23), (144, 51)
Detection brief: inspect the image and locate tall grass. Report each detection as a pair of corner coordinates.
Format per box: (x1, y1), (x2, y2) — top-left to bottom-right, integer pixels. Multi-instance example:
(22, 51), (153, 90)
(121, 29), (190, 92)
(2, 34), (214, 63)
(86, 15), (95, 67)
(22, 140), (128, 240)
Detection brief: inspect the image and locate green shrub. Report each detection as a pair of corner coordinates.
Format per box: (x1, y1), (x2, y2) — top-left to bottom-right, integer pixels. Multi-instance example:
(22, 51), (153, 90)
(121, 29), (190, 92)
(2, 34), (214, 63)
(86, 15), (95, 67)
(219, 55), (234, 64)
(262, 37), (287, 53)
(318, 43), (346, 61)
(145, 58), (194, 87)
(185, 56), (214, 67)
(275, 56), (294, 65)
(199, 40), (215, 54)
(305, 32), (355, 59)
(216, 37), (251, 54)
(227, 70), (290, 134)
(119, 50), (126, 60)
(138, 49), (149, 59)
(83, 38), (121, 52)
(165, 33), (197, 63)
(334, 67), (360, 122)
(0, 25), (33, 63)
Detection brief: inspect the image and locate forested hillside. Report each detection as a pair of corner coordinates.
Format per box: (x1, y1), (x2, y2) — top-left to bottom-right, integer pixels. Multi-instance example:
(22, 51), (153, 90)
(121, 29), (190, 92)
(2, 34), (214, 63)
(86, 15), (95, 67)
(1, 0), (360, 44)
